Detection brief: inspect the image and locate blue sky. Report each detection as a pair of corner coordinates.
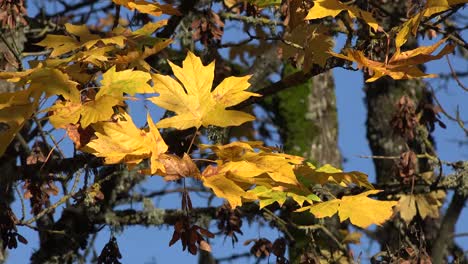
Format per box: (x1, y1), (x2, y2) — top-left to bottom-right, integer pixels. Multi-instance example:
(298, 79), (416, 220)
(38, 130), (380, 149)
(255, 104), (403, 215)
(4, 2), (468, 263)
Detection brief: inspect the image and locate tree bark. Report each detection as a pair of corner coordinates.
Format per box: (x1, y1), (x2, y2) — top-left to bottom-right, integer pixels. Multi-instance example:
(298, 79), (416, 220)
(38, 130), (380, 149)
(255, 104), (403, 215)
(262, 64), (342, 263)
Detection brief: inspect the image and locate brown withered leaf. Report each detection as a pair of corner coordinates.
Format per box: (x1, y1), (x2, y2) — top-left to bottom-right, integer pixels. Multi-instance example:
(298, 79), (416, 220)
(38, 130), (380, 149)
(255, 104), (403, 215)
(169, 217), (214, 255)
(0, 204), (28, 250)
(279, 24), (333, 70)
(417, 90), (446, 132)
(26, 142), (47, 165)
(272, 237), (289, 263)
(245, 238), (273, 258)
(396, 151), (417, 184)
(159, 153), (200, 181)
(216, 203), (243, 244)
(0, 0), (28, 28)
(23, 179), (59, 215)
(281, 0), (312, 31)
(391, 96), (418, 140)
(192, 10), (224, 46)
(65, 123), (95, 149)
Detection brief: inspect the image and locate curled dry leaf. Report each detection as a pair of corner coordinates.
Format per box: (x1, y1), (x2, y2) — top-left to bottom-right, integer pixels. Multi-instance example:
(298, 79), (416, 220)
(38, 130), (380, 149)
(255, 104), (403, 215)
(192, 10), (224, 46)
(0, 204), (28, 250)
(244, 238), (273, 258)
(391, 96), (418, 140)
(159, 153), (200, 181)
(216, 203), (243, 244)
(169, 217), (214, 255)
(396, 151), (417, 184)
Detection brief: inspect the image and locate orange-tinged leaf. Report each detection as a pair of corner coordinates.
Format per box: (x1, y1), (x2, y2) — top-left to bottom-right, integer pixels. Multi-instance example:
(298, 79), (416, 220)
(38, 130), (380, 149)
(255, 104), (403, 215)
(96, 66), (153, 99)
(330, 38), (455, 82)
(305, 0), (379, 31)
(300, 190), (397, 228)
(149, 52), (260, 129)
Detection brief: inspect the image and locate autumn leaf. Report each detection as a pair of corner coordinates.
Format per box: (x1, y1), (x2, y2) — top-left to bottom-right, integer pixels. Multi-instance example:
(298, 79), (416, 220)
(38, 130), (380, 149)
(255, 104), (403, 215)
(295, 163), (374, 189)
(81, 112), (168, 171)
(330, 38), (455, 82)
(397, 191), (445, 224)
(96, 66), (153, 99)
(115, 39), (173, 71)
(201, 164), (258, 208)
(305, 0), (379, 31)
(149, 52), (260, 129)
(113, 0), (181, 16)
(280, 24), (334, 70)
(37, 24), (126, 57)
(0, 102), (36, 156)
(297, 190), (398, 228)
(199, 141), (304, 207)
(247, 185), (321, 209)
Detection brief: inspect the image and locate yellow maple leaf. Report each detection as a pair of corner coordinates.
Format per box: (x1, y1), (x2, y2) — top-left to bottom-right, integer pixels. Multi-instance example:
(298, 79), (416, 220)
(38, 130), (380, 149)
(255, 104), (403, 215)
(295, 163), (374, 189)
(298, 190), (398, 228)
(199, 141), (304, 207)
(201, 164), (257, 208)
(79, 95), (122, 128)
(246, 185), (321, 209)
(37, 24), (126, 57)
(113, 0), (181, 16)
(331, 38), (455, 82)
(149, 52), (260, 129)
(81, 112), (167, 170)
(305, 0), (379, 31)
(96, 66), (153, 99)
(115, 39), (173, 71)
(0, 92), (36, 156)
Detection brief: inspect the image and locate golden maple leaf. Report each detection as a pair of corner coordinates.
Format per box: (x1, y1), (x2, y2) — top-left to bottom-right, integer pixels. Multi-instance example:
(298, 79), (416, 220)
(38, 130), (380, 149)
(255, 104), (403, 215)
(81, 112), (167, 173)
(47, 66), (153, 128)
(295, 163), (374, 189)
(305, 0), (379, 31)
(149, 52), (260, 129)
(199, 141), (304, 208)
(297, 190), (398, 228)
(36, 24), (126, 57)
(0, 92), (36, 156)
(113, 0), (181, 16)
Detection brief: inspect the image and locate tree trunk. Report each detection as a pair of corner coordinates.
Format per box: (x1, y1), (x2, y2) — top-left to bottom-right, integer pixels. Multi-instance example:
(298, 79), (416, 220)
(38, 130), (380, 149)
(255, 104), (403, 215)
(362, 0), (442, 259)
(262, 64), (342, 263)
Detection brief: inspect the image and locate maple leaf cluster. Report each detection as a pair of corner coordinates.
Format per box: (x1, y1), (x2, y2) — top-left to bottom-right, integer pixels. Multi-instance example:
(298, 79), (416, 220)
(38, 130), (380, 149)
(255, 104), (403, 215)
(1, 0), (464, 257)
